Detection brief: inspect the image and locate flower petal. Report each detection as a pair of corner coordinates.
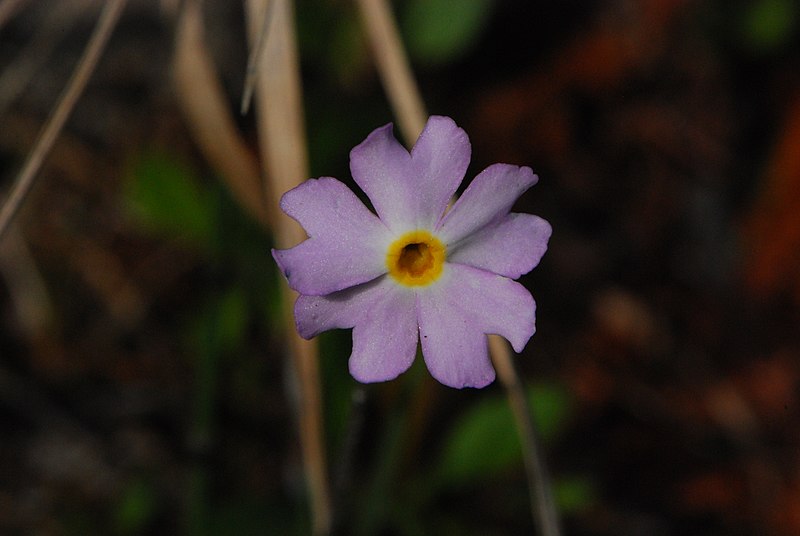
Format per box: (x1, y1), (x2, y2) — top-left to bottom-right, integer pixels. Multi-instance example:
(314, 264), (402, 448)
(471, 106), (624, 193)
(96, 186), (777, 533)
(447, 213), (552, 279)
(294, 276), (385, 338)
(349, 116), (470, 232)
(437, 164), (538, 245)
(272, 177), (392, 296)
(349, 123), (416, 232)
(409, 116), (471, 228)
(295, 277), (419, 383)
(417, 264), (536, 388)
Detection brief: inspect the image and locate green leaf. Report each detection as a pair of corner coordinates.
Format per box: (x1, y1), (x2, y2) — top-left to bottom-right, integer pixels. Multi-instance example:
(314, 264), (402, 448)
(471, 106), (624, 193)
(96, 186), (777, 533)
(436, 382), (571, 487)
(114, 477), (158, 534)
(125, 152), (217, 249)
(185, 287), (250, 367)
(212, 287), (249, 356)
(528, 383), (571, 442)
(554, 476), (596, 515)
(402, 0), (495, 65)
(740, 0), (796, 53)
(210, 495), (307, 536)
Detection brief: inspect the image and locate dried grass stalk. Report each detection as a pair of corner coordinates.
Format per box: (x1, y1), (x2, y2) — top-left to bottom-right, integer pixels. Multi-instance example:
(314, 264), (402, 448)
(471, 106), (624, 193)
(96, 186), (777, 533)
(173, 0), (269, 228)
(0, 0), (127, 241)
(244, 0), (332, 534)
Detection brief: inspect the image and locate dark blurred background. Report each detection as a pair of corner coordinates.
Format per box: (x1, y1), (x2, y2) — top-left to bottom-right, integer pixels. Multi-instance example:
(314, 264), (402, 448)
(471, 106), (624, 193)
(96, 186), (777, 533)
(1, 0), (799, 534)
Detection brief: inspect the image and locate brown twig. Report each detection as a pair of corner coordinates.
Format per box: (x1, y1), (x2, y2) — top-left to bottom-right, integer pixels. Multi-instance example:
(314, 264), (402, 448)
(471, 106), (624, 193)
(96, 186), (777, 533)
(0, 0), (95, 116)
(0, 225), (51, 336)
(240, 0), (274, 115)
(356, 1), (560, 532)
(172, 0), (269, 228)
(354, 0), (427, 145)
(0, 0), (127, 242)
(0, 0), (30, 30)
(490, 335), (562, 536)
(244, 0), (332, 534)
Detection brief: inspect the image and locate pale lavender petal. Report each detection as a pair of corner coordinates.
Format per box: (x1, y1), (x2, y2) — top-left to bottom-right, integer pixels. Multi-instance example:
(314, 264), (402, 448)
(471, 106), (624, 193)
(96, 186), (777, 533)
(408, 116), (471, 228)
(350, 289), (418, 383)
(437, 164), (538, 245)
(447, 213), (552, 279)
(295, 277), (419, 383)
(417, 264), (536, 388)
(272, 177), (392, 296)
(349, 116), (470, 232)
(349, 123), (416, 232)
(294, 276), (386, 338)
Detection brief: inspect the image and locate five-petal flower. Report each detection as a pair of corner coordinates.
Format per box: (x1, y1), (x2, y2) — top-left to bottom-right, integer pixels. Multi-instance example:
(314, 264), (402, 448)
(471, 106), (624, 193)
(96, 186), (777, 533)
(272, 116), (551, 388)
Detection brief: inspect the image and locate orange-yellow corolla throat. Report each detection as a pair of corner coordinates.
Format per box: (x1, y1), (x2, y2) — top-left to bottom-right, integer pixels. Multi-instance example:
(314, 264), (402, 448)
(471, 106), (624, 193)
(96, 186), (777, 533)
(386, 230), (446, 287)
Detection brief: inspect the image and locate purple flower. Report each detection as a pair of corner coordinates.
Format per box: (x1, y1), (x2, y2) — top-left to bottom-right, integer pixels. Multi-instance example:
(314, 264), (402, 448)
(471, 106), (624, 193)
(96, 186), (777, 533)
(272, 116), (551, 388)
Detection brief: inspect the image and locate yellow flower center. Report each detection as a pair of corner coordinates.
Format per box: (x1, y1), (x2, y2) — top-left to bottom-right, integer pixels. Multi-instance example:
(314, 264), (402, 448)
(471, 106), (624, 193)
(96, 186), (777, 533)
(386, 230), (446, 287)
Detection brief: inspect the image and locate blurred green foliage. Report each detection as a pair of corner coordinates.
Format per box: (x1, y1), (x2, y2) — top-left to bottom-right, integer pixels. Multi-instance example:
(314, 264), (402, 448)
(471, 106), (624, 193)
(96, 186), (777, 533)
(124, 150), (285, 534)
(401, 0), (495, 65)
(436, 383), (571, 487)
(124, 152), (218, 251)
(554, 476), (596, 515)
(114, 477), (159, 534)
(740, 0), (797, 52)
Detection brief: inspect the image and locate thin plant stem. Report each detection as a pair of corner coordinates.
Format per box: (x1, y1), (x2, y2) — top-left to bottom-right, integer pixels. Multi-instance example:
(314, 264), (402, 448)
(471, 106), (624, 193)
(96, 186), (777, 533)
(0, 0), (127, 242)
(331, 386), (367, 534)
(354, 0), (427, 145)
(0, 0), (30, 30)
(240, 0), (274, 115)
(244, 0), (332, 534)
(173, 0), (268, 227)
(0, 1), (94, 116)
(0, 225), (51, 335)
(490, 335), (562, 536)
(356, 1), (560, 532)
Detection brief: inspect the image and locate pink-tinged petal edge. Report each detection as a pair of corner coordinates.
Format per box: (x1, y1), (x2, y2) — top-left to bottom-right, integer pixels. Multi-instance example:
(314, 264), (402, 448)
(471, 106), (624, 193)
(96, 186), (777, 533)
(272, 177), (392, 296)
(349, 116), (470, 232)
(295, 277), (419, 383)
(437, 163), (538, 246)
(417, 264), (536, 389)
(447, 213), (552, 279)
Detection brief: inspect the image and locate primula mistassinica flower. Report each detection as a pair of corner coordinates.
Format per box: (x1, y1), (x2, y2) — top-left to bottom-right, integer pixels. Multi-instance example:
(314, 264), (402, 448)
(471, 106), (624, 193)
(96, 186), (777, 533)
(272, 116), (551, 388)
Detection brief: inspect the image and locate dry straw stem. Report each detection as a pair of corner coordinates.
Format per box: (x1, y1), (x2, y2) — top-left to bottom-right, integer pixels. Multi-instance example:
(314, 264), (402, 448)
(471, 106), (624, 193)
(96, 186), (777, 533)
(0, 0), (128, 242)
(240, 0), (276, 115)
(490, 335), (562, 536)
(357, 1), (560, 533)
(172, 0), (269, 228)
(0, 225), (51, 336)
(244, 0), (332, 534)
(355, 0), (427, 145)
(0, 1), (95, 116)
(0, 0), (29, 30)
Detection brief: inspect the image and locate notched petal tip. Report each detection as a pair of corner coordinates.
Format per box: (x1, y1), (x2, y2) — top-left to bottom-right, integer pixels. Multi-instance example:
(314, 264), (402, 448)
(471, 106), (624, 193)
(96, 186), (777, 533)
(349, 122), (400, 161)
(416, 115), (461, 139)
(423, 347), (497, 389)
(467, 369), (497, 389)
(348, 364), (405, 384)
(445, 368), (497, 390)
(490, 163), (538, 190)
(277, 177), (345, 229)
(276, 180), (309, 222)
